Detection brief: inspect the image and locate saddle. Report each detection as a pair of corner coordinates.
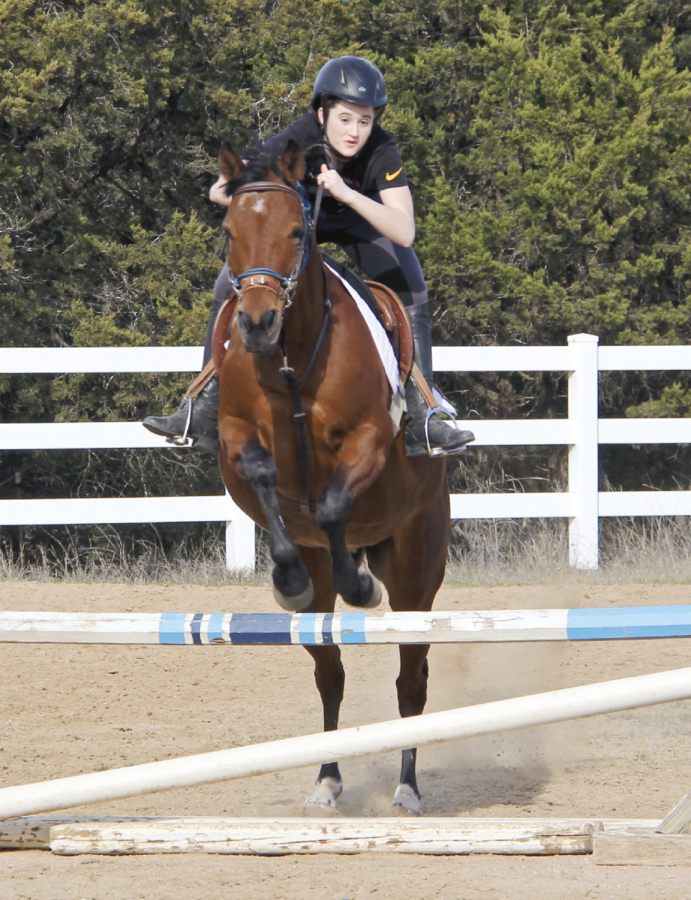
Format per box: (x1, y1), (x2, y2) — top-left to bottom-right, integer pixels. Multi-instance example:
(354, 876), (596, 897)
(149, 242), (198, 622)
(210, 262), (414, 385)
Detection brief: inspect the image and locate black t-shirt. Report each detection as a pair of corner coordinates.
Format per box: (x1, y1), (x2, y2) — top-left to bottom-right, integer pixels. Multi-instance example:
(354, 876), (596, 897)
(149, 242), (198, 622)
(262, 111), (408, 231)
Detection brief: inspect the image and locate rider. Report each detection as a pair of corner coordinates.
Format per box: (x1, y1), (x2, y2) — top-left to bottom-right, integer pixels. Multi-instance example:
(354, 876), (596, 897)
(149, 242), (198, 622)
(144, 56), (475, 456)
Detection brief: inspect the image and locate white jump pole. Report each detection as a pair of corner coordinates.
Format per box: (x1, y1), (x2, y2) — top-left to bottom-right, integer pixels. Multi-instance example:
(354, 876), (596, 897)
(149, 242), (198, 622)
(2, 666), (691, 820)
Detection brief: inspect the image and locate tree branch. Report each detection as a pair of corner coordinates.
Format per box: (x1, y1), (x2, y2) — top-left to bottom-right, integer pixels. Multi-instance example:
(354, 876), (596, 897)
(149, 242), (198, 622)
(29, 94), (179, 229)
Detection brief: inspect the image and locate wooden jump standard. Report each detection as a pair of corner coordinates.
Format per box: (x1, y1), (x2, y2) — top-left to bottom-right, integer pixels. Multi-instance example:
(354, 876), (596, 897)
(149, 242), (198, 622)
(1, 666), (691, 826)
(2, 605), (691, 644)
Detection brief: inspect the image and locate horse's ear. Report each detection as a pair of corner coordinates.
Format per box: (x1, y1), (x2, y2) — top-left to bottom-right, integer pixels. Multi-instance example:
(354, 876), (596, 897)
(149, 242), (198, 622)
(278, 140), (306, 184)
(218, 144), (245, 182)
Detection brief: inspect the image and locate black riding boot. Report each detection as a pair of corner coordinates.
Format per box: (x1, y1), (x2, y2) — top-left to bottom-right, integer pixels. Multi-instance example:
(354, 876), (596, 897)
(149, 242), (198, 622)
(142, 375), (220, 454)
(404, 304), (475, 457)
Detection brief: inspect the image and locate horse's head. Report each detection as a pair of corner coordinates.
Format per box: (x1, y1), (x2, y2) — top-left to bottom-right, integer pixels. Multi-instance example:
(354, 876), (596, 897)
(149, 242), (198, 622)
(220, 142), (309, 354)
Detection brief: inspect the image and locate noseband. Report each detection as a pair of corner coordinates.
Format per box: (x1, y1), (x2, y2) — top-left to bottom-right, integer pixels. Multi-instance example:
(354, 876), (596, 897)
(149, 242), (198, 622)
(230, 180), (313, 309)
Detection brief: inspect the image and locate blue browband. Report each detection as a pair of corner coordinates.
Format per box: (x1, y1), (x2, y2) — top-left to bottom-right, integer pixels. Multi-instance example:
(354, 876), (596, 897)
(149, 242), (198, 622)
(231, 180), (314, 298)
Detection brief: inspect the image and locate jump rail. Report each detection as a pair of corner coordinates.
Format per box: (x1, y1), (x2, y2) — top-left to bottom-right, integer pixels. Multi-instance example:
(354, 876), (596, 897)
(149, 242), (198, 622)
(3, 335), (691, 569)
(1, 665), (690, 820)
(2, 606), (691, 645)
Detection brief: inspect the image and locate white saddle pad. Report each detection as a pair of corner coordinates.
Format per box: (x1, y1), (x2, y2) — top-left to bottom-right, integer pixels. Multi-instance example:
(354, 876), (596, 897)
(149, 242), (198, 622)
(325, 264), (405, 419)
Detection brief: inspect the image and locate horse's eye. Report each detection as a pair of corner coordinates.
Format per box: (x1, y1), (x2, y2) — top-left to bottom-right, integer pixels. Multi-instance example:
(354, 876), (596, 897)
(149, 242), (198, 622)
(291, 227), (304, 241)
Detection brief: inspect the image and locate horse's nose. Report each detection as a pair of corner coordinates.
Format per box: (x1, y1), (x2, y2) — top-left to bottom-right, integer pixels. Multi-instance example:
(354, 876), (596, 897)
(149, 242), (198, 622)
(236, 307), (281, 352)
(259, 308), (279, 333)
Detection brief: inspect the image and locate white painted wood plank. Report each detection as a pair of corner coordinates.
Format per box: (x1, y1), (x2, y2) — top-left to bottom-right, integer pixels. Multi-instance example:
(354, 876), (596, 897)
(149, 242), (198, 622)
(433, 346), (575, 372)
(0, 610), (571, 645)
(0, 347), (203, 374)
(360, 610), (569, 643)
(450, 492), (575, 519)
(0, 613), (164, 644)
(8, 346), (691, 377)
(0, 420), (574, 451)
(594, 831), (691, 865)
(0, 423), (173, 450)
(599, 492), (691, 517)
(0, 817), (660, 852)
(656, 792), (691, 834)
(0, 816), (155, 849)
(49, 817), (593, 856)
(0, 496), (237, 526)
(599, 346), (691, 372)
(599, 419), (691, 445)
(452, 420), (571, 446)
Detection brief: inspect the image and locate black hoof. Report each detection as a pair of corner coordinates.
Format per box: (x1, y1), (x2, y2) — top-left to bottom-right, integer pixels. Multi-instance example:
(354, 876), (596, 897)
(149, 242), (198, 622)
(342, 571), (382, 609)
(273, 562), (312, 602)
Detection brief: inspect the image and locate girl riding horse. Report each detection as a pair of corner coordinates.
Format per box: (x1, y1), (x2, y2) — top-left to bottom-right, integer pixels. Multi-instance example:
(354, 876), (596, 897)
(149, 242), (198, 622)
(144, 56), (474, 457)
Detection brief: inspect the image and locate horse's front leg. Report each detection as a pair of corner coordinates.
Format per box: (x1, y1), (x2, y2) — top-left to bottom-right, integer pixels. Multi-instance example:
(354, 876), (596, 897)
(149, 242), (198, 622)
(239, 440), (313, 610)
(316, 424), (387, 608)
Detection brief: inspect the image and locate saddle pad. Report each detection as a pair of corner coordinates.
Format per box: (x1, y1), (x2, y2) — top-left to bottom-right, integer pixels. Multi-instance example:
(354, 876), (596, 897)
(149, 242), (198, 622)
(325, 263), (405, 406)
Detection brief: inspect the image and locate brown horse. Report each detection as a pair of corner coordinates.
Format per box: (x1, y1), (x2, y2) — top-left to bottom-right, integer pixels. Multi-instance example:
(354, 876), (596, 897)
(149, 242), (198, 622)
(216, 141), (450, 814)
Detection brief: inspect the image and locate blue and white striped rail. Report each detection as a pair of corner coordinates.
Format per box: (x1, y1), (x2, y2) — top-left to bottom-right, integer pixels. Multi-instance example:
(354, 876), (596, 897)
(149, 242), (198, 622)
(2, 607), (691, 645)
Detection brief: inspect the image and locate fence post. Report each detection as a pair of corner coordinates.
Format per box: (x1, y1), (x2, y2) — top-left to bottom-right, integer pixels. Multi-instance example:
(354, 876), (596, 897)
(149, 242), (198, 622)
(224, 492), (256, 573)
(567, 333), (600, 569)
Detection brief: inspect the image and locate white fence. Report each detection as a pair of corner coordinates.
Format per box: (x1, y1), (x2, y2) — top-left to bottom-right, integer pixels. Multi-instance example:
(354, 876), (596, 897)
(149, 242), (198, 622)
(2, 333), (691, 570)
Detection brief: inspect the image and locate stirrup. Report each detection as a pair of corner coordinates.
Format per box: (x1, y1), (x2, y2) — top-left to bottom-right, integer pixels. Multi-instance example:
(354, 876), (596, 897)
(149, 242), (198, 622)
(423, 400), (470, 458)
(165, 396), (194, 447)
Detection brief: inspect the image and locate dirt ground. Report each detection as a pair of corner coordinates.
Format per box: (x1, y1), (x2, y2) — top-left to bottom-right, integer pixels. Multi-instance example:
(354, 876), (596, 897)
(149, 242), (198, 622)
(1, 580), (691, 899)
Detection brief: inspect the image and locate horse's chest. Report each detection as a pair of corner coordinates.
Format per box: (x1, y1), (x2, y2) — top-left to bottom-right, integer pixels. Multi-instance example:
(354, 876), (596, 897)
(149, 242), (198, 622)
(267, 398), (346, 454)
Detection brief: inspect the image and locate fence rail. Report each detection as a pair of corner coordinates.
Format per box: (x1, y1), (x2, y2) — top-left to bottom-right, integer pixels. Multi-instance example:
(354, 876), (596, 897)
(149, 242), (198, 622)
(2, 333), (691, 569)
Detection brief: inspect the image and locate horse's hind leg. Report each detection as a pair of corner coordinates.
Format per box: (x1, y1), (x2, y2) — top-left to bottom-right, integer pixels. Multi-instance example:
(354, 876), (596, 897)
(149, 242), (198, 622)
(298, 546), (346, 809)
(367, 482), (450, 815)
(240, 441), (313, 610)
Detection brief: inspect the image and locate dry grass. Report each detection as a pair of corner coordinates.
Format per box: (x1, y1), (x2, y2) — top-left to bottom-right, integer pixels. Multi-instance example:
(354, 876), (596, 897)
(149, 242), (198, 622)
(2, 517), (691, 587)
(0, 528), (272, 586)
(446, 515), (691, 585)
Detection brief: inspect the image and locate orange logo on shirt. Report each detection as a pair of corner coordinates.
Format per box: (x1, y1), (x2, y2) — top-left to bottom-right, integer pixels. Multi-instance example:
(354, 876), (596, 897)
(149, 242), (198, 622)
(385, 167), (403, 181)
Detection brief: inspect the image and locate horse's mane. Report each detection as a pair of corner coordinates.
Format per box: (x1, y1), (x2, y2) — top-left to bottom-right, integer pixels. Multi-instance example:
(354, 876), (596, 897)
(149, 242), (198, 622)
(223, 144), (289, 196)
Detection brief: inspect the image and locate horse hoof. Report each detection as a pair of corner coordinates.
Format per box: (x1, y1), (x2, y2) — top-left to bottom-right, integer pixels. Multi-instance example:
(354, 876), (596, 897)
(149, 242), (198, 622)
(343, 572), (382, 609)
(391, 783), (420, 816)
(305, 776), (343, 809)
(272, 578), (314, 612)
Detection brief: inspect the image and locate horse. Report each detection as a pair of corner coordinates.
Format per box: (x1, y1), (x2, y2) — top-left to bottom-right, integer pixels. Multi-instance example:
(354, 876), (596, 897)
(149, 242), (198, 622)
(215, 140), (451, 815)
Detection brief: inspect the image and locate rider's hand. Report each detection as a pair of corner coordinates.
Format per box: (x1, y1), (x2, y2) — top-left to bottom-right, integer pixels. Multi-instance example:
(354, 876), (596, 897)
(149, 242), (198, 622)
(209, 175), (231, 206)
(317, 164), (354, 204)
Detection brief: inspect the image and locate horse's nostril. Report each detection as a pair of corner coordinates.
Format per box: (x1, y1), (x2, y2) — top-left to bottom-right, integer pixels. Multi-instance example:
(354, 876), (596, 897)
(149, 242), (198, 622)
(260, 308), (279, 332)
(237, 311), (253, 334)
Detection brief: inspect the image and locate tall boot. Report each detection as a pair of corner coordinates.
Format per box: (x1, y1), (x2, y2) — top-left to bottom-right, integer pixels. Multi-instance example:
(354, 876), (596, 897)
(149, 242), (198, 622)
(143, 374), (220, 454)
(404, 303), (475, 457)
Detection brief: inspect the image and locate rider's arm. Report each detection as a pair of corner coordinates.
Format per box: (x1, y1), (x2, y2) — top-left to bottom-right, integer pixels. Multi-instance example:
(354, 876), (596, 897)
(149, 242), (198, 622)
(354, 185), (415, 247)
(209, 114), (318, 207)
(316, 166), (416, 247)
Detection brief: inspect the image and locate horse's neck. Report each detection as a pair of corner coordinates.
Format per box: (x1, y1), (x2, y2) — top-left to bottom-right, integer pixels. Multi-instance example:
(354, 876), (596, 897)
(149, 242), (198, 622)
(282, 247), (327, 369)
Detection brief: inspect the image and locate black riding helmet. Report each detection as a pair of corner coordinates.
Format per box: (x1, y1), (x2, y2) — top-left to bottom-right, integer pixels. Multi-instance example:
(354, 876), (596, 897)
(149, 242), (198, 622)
(311, 56), (387, 116)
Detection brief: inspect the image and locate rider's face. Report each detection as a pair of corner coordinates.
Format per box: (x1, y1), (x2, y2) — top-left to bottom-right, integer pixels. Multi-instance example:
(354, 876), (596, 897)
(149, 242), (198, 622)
(318, 100), (374, 157)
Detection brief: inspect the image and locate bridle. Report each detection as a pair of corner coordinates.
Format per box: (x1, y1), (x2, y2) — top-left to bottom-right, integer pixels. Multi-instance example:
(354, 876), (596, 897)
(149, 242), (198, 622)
(229, 180), (314, 309)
